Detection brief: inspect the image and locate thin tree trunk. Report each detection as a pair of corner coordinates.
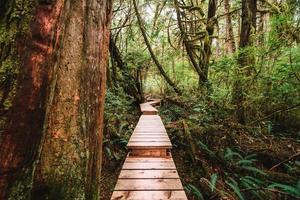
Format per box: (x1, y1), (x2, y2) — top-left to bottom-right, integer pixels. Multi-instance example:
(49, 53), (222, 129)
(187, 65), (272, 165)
(224, 0), (236, 53)
(202, 0), (217, 85)
(173, 0), (207, 84)
(133, 0), (182, 95)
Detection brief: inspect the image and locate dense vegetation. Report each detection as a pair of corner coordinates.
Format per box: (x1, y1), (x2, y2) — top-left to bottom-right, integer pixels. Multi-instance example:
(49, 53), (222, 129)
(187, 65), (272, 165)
(103, 0), (300, 199)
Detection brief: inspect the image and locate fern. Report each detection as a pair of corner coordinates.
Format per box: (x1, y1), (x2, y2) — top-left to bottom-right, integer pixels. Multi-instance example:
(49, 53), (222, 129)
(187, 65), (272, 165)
(210, 173), (218, 192)
(240, 176), (265, 187)
(242, 166), (267, 176)
(226, 178), (245, 200)
(224, 148), (243, 160)
(197, 141), (215, 156)
(236, 159), (253, 166)
(268, 183), (300, 196)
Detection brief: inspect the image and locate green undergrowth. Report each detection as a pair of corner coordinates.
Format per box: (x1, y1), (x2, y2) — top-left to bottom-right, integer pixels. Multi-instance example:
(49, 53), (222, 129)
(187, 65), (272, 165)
(159, 95), (300, 200)
(100, 87), (139, 200)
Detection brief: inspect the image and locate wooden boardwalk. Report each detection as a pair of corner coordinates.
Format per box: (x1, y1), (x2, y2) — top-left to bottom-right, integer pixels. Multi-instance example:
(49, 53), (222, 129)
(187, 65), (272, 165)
(111, 101), (187, 200)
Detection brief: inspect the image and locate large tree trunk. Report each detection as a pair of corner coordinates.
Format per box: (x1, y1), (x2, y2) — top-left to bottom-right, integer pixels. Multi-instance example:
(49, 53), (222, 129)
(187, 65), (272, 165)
(0, 0), (112, 199)
(232, 0), (257, 124)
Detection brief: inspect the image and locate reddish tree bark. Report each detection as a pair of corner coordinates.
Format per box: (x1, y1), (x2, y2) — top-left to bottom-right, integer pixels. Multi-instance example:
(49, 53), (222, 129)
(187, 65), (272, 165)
(0, 0), (112, 199)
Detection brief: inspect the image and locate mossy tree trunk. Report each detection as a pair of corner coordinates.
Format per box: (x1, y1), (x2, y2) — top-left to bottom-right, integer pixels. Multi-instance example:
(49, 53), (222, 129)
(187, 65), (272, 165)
(0, 0), (112, 199)
(224, 0), (236, 54)
(232, 0), (257, 124)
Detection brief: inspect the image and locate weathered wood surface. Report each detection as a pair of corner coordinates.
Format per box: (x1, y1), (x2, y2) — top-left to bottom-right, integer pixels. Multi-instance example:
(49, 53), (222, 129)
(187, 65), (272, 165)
(130, 149), (168, 157)
(140, 102), (158, 115)
(111, 100), (187, 199)
(111, 191), (187, 200)
(119, 170), (179, 179)
(127, 141), (172, 149)
(129, 138), (170, 142)
(115, 179), (183, 190)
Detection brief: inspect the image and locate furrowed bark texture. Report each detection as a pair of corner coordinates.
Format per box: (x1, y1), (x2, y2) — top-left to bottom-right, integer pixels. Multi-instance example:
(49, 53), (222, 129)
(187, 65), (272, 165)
(33, 0), (113, 199)
(0, 0), (64, 199)
(0, 0), (112, 199)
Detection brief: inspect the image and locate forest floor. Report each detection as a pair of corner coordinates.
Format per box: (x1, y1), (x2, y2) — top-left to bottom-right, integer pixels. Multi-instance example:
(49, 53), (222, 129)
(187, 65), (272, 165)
(100, 160), (123, 200)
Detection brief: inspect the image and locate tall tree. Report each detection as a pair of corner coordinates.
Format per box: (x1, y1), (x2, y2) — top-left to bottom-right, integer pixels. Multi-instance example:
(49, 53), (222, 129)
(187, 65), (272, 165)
(232, 0), (257, 124)
(0, 0), (112, 199)
(224, 0), (236, 53)
(133, 0), (182, 95)
(174, 0), (217, 91)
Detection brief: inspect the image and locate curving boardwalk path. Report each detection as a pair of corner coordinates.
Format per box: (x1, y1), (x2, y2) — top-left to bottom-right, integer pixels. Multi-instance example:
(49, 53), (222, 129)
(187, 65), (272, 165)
(111, 100), (187, 200)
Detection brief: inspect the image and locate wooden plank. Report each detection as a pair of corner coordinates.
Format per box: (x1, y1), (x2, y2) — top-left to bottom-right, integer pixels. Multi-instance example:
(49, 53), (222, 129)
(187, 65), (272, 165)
(114, 179), (183, 190)
(131, 133), (168, 136)
(133, 129), (167, 133)
(125, 157), (173, 162)
(119, 170), (179, 179)
(135, 127), (165, 130)
(135, 124), (164, 127)
(132, 133), (167, 136)
(111, 190), (187, 200)
(132, 135), (168, 138)
(127, 141), (172, 148)
(140, 103), (158, 115)
(135, 127), (165, 129)
(130, 149), (167, 157)
(130, 136), (169, 140)
(134, 127), (166, 130)
(130, 135), (169, 138)
(130, 136), (169, 139)
(123, 161), (175, 169)
(129, 138), (170, 142)
(133, 130), (166, 133)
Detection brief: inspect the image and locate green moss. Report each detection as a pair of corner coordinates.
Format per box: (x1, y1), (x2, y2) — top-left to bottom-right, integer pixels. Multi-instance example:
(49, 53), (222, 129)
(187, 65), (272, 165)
(0, 0), (39, 199)
(32, 168), (87, 200)
(0, 0), (36, 111)
(8, 168), (34, 200)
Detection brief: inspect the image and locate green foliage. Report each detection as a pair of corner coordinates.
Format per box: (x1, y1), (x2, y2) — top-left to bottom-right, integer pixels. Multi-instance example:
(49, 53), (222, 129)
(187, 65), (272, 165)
(210, 173), (218, 192)
(103, 88), (138, 161)
(268, 182), (300, 196)
(226, 178), (245, 200)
